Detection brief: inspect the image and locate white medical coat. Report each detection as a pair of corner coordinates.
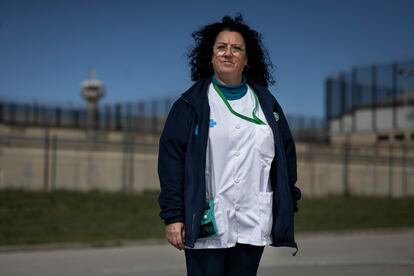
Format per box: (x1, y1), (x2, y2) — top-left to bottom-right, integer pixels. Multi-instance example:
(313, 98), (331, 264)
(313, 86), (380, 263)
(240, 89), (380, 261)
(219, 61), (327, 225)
(192, 83), (275, 249)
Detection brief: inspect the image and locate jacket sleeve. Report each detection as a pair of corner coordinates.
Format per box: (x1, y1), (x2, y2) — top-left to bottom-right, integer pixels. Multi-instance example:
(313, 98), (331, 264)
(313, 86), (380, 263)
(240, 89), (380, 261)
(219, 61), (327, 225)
(157, 99), (192, 225)
(275, 101), (301, 212)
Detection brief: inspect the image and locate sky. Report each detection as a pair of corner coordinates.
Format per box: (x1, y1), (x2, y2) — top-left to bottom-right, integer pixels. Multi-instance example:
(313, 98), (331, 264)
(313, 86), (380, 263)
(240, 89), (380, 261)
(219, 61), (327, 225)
(0, 0), (413, 118)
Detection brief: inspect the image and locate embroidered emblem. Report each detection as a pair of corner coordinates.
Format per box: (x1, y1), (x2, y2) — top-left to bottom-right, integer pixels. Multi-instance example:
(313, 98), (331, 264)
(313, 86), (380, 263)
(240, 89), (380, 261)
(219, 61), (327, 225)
(209, 119), (217, 128)
(273, 112), (279, 122)
(194, 124), (199, 136)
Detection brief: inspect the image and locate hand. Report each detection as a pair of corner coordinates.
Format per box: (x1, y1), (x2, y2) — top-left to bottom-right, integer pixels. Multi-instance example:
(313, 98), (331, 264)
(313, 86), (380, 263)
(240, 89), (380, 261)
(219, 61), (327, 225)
(165, 222), (185, 250)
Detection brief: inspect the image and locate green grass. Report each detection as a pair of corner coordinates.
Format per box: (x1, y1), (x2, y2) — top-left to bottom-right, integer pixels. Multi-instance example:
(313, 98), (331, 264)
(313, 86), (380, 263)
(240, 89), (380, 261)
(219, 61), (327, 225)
(295, 197), (414, 232)
(0, 190), (164, 246)
(0, 190), (413, 246)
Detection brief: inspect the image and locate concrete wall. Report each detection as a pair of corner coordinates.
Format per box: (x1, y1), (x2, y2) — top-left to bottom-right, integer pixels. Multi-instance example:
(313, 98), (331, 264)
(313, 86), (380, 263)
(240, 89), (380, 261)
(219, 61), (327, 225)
(0, 146), (158, 193)
(295, 143), (414, 198)
(1, 130), (413, 198)
(355, 109), (373, 132)
(0, 125), (160, 193)
(377, 107), (395, 131)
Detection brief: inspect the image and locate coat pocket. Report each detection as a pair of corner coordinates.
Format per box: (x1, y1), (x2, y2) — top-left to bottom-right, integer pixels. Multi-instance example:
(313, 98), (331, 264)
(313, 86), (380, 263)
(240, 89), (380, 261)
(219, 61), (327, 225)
(255, 124), (275, 164)
(258, 192), (273, 238)
(197, 197), (224, 240)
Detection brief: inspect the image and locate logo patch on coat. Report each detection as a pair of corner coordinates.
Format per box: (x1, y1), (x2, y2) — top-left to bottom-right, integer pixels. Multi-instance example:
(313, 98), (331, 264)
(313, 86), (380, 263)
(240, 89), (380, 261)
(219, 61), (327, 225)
(273, 112), (279, 122)
(209, 119), (217, 128)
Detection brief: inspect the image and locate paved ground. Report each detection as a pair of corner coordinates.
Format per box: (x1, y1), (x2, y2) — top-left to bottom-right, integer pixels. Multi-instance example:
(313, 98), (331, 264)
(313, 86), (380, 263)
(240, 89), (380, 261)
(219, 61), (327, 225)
(1, 229), (414, 276)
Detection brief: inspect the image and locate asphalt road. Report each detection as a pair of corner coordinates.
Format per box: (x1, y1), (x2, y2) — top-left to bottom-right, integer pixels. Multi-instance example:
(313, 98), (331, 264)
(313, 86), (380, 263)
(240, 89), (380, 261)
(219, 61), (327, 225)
(1, 229), (413, 276)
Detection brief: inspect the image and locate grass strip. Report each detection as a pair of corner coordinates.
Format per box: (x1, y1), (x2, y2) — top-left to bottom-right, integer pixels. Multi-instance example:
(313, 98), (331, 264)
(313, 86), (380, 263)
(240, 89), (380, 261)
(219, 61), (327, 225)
(295, 196), (414, 232)
(0, 190), (413, 246)
(0, 190), (164, 246)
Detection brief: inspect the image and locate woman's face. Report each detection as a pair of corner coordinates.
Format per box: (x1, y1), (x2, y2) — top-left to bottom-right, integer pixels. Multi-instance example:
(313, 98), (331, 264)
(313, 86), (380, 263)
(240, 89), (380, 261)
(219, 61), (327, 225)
(211, 30), (248, 84)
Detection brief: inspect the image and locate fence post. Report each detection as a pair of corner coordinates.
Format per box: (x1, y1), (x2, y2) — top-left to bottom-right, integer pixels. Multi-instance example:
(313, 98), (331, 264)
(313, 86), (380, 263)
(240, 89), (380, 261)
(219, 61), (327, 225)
(9, 103), (16, 125)
(122, 133), (132, 194)
(339, 75), (346, 133)
(105, 104), (111, 131)
(342, 140), (350, 197)
(351, 68), (357, 132)
(33, 103), (39, 126)
(0, 102), (3, 124)
(86, 135), (97, 191)
(24, 104), (30, 126)
(402, 142), (407, 197)
(0, 128), (4, 189)
(129, 135), (135, 193)
(126, 103), (132, 132)
(72, 109), (79, 128)
(388, 143), (394, 198)
(115, 104), (122, 131)
(309, 145), (316, 197)
(43, 128), (50, 191)
(325, 79), (332, 126)
(151, 100), (157, 133)
(94, 108), (100, 130)
(392, 63), (398, 129)
(51, 135), (58, 192)
(373, 142), (379, 195)
(136, 102), (144, 132)
(55, 107), (61, 128)
(372, 65), (377, 132)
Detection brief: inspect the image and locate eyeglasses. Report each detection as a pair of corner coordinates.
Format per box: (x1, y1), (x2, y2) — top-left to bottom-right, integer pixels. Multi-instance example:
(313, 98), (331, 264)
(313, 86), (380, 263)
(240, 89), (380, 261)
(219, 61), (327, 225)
(213, 43), (245, 56)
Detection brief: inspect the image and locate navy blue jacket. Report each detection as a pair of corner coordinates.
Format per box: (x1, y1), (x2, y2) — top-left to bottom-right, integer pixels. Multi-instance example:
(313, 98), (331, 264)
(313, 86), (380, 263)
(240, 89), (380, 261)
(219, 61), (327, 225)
(158, 78), (301, 251)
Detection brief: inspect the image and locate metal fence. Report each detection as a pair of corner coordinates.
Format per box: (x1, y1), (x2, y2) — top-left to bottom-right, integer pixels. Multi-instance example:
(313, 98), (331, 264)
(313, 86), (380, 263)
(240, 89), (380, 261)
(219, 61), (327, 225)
(286, 114), (327, 142)
(0, 99), (328, 143)
(326, 60), (414, 129)
(0, 99), (174, 133)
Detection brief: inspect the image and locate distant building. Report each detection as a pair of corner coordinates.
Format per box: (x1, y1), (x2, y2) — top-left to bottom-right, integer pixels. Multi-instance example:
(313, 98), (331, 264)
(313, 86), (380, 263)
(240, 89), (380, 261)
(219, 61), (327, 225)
(326, 60), (414, 144)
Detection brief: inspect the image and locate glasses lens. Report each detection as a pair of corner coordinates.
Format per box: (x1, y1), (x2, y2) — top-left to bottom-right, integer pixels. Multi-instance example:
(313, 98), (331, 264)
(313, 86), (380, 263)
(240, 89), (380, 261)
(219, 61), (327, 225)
(214, 45), (226, 55)
(213, 44), (244, 55)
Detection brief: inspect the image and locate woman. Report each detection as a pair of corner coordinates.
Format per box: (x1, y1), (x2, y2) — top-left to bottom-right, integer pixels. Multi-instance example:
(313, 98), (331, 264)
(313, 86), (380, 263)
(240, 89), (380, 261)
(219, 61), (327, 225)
(158, 14), (301, 276)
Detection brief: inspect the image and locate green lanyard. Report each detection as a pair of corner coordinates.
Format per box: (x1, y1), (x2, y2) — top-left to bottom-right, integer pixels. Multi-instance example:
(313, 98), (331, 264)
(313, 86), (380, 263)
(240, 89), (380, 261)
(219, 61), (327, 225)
(212, 82), (266, 125)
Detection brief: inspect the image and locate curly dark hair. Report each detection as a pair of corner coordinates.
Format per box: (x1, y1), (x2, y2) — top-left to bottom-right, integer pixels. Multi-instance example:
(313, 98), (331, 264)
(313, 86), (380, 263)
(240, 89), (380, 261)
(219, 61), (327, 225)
(188, 14), (275, 87)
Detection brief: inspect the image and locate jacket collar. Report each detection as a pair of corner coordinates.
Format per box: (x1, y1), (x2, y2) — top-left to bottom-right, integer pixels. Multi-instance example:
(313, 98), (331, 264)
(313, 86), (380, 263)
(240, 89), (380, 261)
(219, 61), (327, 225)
(249, 82), (275, 106)
(180, 77), (211, 113)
